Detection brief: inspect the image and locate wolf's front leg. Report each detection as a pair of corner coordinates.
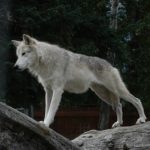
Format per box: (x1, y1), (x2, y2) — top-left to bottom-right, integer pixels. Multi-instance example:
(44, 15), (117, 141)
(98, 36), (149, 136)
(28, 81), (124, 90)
(44, 88), (52, 121)
(44, 88), (63, 127)
(39, 88), (52, 126)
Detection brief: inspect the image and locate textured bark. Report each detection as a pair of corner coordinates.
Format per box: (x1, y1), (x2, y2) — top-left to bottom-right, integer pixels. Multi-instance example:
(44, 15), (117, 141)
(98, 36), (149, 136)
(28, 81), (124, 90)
(110, 0), (119, 30)
(98, 101), (110, 130)
(98, 0), (119, 130)
(0, 0), (10, 101)
(0, 102), (149, 150)
(73, 122), (150, 150)
(0, 102), (80, 150)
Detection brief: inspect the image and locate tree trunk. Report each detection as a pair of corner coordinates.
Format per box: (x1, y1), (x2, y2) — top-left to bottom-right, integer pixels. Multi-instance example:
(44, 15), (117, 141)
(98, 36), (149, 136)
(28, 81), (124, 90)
(0, 0), (10, 102)
(110, 0), (119, 30)
(98, 0), (119, 130)
(98, 101), (110, 130)
(73, 122), (150, 150)
(0, 102), (80, 150)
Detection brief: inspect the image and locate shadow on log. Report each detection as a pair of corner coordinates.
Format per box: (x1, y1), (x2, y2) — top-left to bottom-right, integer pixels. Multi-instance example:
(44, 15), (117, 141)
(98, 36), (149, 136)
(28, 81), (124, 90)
(0, 102), (80, 150)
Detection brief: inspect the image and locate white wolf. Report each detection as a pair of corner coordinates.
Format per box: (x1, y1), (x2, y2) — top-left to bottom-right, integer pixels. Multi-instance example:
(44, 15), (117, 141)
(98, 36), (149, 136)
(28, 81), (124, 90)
(12, 34), (146, 128)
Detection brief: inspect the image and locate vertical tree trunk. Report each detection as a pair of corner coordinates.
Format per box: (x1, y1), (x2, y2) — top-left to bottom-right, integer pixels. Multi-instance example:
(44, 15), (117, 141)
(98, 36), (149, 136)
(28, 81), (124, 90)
(98, 0), (119, 130)
(110, 0), (119, 30)
(98, 102), (110, 130)
(0, 0), (10, 102)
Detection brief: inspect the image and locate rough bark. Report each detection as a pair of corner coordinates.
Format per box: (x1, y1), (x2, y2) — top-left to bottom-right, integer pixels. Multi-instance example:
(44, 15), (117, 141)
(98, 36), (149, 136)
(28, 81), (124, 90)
(99, 0), (119, 130)
(0, 0), (10, 101)
(73, 122), (150, 150)
(0, 102), (80, 150)
(0, 102), (149, 150)
(98, 101), (110, 130)
(110, 0), (119, 30)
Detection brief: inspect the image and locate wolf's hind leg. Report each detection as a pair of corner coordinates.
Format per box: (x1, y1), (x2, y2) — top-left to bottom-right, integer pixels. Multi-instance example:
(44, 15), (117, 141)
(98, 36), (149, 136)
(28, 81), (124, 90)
(120, 91), (146, 124)
(109, 68), (146, 124)
(90, 83), (123, 128)
(112, 101), (123, 128)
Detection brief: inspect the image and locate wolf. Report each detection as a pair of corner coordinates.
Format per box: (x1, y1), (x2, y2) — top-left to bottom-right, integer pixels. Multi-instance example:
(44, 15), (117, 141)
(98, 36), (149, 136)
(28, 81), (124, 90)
(12, 34), (146, 128)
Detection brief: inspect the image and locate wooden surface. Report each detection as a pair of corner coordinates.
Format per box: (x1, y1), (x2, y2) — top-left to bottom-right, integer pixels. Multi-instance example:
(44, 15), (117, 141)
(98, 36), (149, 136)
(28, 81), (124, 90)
(0, 102), (149, 150)
(0, 102), (80, 150)
(73, 121), (150, 150)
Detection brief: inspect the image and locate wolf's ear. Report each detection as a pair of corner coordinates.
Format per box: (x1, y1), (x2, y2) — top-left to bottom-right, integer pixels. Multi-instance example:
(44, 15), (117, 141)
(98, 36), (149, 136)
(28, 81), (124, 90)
(23, 34), (36, 45)
(11, 40), (21, 47)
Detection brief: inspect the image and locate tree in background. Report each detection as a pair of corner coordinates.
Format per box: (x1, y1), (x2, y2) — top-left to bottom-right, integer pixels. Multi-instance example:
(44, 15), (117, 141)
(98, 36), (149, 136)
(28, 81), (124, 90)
(99, 0), (128, 130)
(0, 0), (10, 102)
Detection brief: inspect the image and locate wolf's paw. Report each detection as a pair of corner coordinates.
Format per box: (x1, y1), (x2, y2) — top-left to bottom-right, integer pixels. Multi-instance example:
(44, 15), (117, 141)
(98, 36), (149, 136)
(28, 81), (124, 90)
(38, 121), (47, 128)
(112, 121), (122, 128)
(39, 121), (44, 124)
(38, 121), (49, 134)
(136, 117), (146, 125)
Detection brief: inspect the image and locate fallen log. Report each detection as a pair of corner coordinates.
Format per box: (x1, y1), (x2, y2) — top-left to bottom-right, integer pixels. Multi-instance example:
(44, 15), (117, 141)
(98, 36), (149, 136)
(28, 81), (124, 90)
(0, 102), (149, 150)
(0, 102), (80, 150)
(72, 121), (150, 150)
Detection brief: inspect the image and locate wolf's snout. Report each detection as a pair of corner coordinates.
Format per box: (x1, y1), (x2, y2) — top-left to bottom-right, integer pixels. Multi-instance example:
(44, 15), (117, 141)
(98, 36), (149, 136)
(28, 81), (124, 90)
(13, 63), (20, 71)
(14, 63), (18, 69)
(13, 64), (23, 72)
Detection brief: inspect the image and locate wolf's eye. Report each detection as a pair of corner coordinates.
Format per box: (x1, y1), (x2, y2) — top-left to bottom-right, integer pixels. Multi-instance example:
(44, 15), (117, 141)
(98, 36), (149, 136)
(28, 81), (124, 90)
(22, 52), (26, 56)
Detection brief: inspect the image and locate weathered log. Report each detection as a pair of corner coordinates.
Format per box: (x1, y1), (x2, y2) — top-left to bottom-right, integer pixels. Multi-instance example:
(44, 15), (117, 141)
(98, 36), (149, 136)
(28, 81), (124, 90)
(72, 122), (150, 150)
(0, 102), (149, 150)
(0, 102), (80, 150)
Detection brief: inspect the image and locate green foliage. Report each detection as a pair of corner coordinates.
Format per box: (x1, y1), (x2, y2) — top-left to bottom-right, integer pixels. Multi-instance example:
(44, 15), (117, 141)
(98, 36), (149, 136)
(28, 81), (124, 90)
(6, 0), (150, 109)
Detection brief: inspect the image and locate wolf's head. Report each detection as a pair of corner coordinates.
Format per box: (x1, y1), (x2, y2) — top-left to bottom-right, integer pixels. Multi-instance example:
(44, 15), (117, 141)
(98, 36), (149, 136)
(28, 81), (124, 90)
(12, 34), (39, 70)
